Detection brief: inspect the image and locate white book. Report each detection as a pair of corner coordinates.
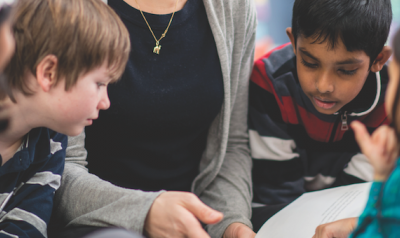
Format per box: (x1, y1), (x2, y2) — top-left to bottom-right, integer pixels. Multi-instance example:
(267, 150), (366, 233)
(256, 182), (372, 238)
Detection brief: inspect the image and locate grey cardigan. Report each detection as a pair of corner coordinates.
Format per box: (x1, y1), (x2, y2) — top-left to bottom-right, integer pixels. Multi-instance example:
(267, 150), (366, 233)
(52, 1), (257, 237)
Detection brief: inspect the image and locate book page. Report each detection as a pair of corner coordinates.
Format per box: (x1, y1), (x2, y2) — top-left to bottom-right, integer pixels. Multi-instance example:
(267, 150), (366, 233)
(255, 182), (372, 238)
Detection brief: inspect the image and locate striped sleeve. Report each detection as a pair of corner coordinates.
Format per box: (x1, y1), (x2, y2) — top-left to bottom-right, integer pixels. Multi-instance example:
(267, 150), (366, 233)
(339, 153), (374, 183)
(249, 75), (306, 205)
(0, 133), (66, 238)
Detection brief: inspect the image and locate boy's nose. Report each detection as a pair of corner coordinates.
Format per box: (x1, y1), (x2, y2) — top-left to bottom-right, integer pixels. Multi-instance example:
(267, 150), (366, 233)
(98, 92), (111, 110)
(316, 73), (334, 93)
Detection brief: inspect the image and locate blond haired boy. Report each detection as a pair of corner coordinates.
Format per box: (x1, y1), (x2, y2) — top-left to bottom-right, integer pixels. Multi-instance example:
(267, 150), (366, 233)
(0, 0), (130, 237)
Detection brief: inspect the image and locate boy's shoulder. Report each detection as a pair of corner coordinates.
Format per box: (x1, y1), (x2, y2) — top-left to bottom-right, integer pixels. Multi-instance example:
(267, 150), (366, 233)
(0, 128), (66, 175)
(26, 128), (66, 186)
(31, 128), (67, 162)
(251, 43), (297, 95)
(0, 128), (66, 238)
(4, 128), (66, 173)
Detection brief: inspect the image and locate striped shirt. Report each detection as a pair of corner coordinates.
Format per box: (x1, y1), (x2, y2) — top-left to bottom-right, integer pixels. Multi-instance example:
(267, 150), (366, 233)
(0, 128), (66, 238)
(249, 43), (389, 205)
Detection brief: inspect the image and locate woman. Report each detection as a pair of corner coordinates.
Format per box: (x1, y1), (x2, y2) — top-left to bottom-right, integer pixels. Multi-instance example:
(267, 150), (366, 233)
(51, 0), (257, 238)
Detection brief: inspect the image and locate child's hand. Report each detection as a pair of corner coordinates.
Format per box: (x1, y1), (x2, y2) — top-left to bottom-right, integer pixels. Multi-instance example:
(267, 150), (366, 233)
(351, 121), (398, 181)
(313, 217), (357, 238)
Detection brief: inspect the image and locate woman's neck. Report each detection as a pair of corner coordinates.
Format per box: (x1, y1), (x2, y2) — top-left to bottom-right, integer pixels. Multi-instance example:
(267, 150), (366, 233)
(123, 0), (187, 14)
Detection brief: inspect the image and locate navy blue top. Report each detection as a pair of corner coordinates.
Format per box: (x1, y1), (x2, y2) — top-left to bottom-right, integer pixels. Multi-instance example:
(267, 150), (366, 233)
(0, 128), (66, 238)
(85, 0), (224, 192)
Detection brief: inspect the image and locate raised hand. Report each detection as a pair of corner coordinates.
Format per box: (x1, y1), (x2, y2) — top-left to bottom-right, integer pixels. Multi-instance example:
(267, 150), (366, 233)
(351, 121), (398, 181)
(144, 191), (223, 238)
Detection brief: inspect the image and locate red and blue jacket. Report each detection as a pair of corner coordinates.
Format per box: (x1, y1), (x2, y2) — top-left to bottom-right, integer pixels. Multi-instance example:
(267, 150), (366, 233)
(250, 43), (389, 205)
(0, 128), (66, 238)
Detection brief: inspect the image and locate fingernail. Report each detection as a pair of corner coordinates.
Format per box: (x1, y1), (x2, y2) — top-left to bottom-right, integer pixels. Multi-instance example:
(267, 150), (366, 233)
(209, 212), (222, 219)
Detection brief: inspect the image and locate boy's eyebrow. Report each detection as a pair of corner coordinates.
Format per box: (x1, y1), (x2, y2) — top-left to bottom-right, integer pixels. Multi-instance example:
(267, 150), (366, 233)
(299, 48), (320, 62)
(336, 58), (364, 65)
(299, 48), (364, 65)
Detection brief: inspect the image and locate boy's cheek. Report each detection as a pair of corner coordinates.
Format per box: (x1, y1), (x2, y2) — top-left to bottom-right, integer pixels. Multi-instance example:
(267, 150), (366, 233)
(297, 74), (316, 96)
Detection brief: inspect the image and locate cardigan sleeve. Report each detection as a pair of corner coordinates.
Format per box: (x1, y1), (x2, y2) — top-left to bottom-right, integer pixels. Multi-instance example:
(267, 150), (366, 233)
(201, 1), (257, 237)
(51, 131), (164, 235)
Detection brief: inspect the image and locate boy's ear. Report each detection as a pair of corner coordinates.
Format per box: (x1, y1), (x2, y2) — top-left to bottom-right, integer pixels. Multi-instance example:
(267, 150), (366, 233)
(36, 55), (58, 92)
(370, 46), (392, 73)
(286, 27), (296, 54)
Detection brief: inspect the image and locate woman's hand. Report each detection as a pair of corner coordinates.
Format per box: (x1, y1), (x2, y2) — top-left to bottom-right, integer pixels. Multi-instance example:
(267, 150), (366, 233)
(144, 191), (223, 238)
(351, 121), (398, 181)
(312, 217), (357, 238)
(223, 223), (256, 238)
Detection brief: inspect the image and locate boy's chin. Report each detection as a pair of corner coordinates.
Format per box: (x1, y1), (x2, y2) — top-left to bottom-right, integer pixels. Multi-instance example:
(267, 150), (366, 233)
(312, 104), (341, 115)
(56, 126), (84, 137)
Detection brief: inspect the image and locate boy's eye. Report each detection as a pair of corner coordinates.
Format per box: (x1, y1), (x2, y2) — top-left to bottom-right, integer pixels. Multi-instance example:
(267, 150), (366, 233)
(338, 69), (358, 76)
(301, 58), (318, 69)
(97, 82), (106, 87)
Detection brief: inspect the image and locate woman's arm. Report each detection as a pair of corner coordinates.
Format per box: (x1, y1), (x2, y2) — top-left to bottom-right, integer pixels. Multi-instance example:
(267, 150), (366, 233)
(200, 1), (258, 237)
(52, 131), (225, 238)
(52, 131), (164, 234)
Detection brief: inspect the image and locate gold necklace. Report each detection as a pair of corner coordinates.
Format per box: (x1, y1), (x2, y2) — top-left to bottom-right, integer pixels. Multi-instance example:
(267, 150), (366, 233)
(135, 0), (179, 54)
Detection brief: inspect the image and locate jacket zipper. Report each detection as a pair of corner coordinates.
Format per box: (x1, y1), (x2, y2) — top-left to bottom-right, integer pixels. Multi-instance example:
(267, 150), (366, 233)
(341, 111), (348, 131)
(329, 111), (348, 142)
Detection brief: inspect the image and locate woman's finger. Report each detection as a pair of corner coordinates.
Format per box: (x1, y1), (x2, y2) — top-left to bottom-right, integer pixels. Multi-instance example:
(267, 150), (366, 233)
(181, 193), (223, 225)
(183, 213), (211, 238)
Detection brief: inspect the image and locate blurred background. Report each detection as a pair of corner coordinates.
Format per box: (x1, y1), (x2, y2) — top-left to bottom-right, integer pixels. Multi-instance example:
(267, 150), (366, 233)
(254, 0), (400, 60)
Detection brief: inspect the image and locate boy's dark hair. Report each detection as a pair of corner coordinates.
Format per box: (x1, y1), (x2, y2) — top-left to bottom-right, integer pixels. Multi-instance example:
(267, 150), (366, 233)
(292, 0), (392, 66)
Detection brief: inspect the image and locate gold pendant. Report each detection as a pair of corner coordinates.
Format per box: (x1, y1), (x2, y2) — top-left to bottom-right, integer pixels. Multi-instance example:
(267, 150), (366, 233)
(153, 41), (161, 54)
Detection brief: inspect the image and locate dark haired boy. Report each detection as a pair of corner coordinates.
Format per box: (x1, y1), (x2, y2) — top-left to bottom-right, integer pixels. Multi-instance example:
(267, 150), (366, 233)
(249, 0), (392, 233)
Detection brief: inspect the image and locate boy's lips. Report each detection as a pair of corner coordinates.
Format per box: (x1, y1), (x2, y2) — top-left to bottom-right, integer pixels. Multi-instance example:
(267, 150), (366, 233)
(87, 117), (97, 124)
(313, 97), (337, 109)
